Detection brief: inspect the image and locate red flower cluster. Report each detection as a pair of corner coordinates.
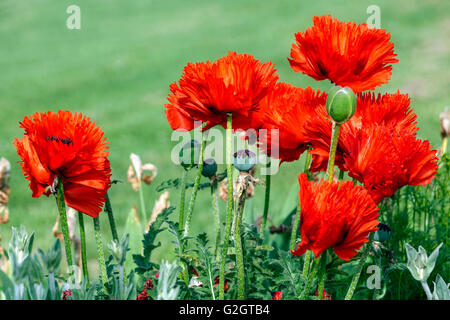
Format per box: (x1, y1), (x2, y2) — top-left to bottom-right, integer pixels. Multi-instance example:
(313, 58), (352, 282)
(62, 289), (72, 300)
(162, 15), (438, 263)
(14, 111), (111, 217)
(136, 278), (155, 300)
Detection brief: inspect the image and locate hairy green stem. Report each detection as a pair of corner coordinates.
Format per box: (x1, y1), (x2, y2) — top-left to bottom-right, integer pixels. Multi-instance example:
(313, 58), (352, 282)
(93, 217), (108, 287)
(183, 132), (207, 237)
(105, 192), (118, 242)
(235, 175), (249, 300)
(55, 177), (73, 271)
(219, 113), (234, 300)
(290, 203), (301, 251)
(211, 182), (221, 259)
(325, 122), (341, 183)
(302, 250), (312, 279)
(260, 161), (271, 238)
(345, 232), (374, 300)
(317, 252), (327, 299)
(178, 169), (188, 231)
(290, 151), (312, 251)
(299, 256), (320, 300)
(77, 212), (89, 287)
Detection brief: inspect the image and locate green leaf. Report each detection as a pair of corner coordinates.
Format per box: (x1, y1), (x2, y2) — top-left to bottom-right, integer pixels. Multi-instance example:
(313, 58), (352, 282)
(432, 274), (450, 300)
(123, 208), (143, 273)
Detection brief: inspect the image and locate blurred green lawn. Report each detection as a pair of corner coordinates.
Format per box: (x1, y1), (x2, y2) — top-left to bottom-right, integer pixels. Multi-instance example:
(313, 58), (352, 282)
(1, 0), (449, 277)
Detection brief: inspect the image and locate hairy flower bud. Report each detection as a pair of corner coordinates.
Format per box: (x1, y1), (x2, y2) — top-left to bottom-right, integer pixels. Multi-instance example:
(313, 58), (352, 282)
(233, 149), (256, 172)
(374, 223), (391, 242)
(201, 158), (217, 178)
(326, 85), (356, 124)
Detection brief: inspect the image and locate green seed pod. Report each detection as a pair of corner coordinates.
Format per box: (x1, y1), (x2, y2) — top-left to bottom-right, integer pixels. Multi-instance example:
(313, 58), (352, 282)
(201, 158), (217, 178)
(373, 223), (391, 242)
(179, 139), (201, 170)
(326, 85), (356, 124)
(233, 149), (256, 172)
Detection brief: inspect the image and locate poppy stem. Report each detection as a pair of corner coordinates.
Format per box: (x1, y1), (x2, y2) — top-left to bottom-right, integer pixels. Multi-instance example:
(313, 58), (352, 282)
(345, 232), (374, 300)
(317, 250), (328, 299)
(235, 175), (249, 300)
(77, 211), (90, 287)
(302, 250), (312, 279)
(183, 131), (207, 237)
(211, 182), (221, 260)
(55, 177), (73, 272)
(299, 256), (320, 300)
(138, 180), (148, 230)
(260, 161), (271, 238)
(93, 216), (108, 289)
(105, 192), (119, 242)
(178, 169), (188, 231)
(325, 121), (342, 183)
(290, 150), (312, 251)
(219, 113), (234, 300)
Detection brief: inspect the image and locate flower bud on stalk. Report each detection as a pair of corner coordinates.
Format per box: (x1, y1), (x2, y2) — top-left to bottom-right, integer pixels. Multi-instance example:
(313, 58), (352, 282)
(326, 85), (356, 124)
(233, 149), (256, 172)
(201, 158), (218, 178)
(325, 85), (357, 183)
(373, 223), (391, 242)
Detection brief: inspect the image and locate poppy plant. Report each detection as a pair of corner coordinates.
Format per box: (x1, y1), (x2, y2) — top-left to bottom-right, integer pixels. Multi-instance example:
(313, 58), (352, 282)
(14, 110), (111, 218)
(288, 15), (398, 92)
(164, 51), (279, 131)
(292, 173), (379, 261)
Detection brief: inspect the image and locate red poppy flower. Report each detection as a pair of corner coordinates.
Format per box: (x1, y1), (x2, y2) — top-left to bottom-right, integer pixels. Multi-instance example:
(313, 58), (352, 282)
(305, 91), (418, 172)
(288, 15), (398, 92)
(258, 82), (327, 162)
(292, 173), (379, 261)
(165, 51), (279, 131)
(271, 291), (283, 300)
(341, 125), (438, 203)
(13, 111), (111, 218)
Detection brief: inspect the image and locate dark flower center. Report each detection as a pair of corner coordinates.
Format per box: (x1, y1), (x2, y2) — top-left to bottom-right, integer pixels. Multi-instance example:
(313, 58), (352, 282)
(46, 136), (73, 145)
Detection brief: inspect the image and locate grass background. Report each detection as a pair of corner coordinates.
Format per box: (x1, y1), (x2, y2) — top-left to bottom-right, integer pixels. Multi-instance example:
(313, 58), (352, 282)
(0, 0), (449, 277)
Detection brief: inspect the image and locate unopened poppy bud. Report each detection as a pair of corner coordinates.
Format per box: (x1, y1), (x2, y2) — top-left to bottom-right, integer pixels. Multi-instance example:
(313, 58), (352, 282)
(233, 149), (256, 172)
(179, 140), (201, 170)
(201, 158), (217, 178)
(326, 85), (356, 124)
(374, 223), (391, 242)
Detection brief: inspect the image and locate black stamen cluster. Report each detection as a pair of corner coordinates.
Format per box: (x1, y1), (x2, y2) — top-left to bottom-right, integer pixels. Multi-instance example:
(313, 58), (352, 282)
(46, 136), (73, 145)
